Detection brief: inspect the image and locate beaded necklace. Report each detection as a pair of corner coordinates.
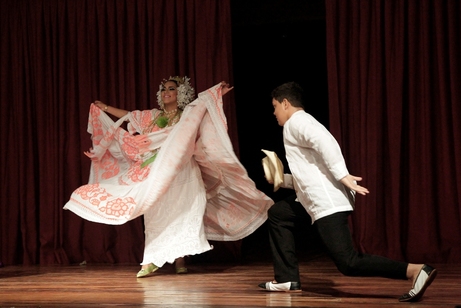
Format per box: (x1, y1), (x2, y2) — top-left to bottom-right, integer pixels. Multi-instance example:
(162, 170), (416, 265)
(163, 108), (178, 116)
(143, 108), (182, 134)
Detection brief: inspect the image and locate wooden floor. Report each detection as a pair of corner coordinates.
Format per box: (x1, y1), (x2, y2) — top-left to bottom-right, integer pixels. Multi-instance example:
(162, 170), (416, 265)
(1, 255), (460, 308)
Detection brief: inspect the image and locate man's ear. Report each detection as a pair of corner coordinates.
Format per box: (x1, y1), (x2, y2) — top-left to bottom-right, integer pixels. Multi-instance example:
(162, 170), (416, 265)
(282, 98), (290, 109)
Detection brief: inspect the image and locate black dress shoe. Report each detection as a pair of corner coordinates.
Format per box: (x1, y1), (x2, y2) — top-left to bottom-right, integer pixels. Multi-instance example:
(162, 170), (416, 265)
(258, 281), (301, 292)
(399, 264), (437, 302)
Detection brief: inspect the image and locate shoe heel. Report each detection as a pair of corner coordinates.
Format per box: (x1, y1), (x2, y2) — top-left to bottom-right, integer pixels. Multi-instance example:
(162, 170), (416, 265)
(175, 267), (188, 274)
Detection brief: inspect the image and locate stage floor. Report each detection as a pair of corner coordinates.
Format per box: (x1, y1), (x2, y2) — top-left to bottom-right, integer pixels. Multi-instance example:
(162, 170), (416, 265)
(0, 255), (460, 307)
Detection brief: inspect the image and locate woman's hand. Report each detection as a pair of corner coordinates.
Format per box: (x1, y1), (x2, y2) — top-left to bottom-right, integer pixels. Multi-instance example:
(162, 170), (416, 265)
(84, 148), (97, 160)
(220, 81), (234, 96)
(92, 100), (128, 118)
(94, 100), (108, 111)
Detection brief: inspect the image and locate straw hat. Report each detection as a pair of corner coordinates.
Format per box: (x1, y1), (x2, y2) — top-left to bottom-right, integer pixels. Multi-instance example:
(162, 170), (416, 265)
(261, 149), (284, 192)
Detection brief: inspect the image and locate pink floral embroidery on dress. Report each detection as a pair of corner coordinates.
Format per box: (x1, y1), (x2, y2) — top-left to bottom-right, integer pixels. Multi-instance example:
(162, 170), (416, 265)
(150, 126), (161, 133)
(142, 110), (155, 129)
(100, 197), (135, 217)
(74, 183), (112, 206)
(99, 152), (120, 180)
(121, 132), (139, 160)
(127, 160), (150, 182)
(101, 128), (115, 144)
(139, 109), (163, 133)
(90, 107), (104, 146)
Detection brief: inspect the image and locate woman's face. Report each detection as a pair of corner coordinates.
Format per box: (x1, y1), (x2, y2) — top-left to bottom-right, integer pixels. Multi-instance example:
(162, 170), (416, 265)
(161, 81), (179, 107)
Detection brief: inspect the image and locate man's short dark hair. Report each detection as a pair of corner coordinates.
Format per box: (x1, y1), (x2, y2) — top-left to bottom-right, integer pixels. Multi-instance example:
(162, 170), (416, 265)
(271, 82), (305, 108)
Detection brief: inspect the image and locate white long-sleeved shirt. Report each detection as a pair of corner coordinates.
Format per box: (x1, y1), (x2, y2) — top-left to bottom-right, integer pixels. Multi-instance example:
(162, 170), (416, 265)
(282, 110), (355, 223)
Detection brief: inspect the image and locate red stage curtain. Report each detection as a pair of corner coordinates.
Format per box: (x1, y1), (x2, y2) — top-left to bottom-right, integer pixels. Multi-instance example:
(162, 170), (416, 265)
(0, 0), (237, 265)
(326, 0), (461, 263)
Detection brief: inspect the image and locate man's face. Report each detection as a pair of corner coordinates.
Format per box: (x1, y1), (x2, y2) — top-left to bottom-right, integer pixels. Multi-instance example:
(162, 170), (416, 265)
(272, 98), (288, 126)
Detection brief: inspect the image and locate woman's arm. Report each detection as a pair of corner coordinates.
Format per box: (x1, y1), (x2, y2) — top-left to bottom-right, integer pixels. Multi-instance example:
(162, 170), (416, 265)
(94, 100), (129, 119)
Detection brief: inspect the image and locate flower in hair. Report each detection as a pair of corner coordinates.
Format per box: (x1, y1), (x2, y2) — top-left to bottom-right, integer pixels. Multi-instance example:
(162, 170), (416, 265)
(156, 76), (195, 110)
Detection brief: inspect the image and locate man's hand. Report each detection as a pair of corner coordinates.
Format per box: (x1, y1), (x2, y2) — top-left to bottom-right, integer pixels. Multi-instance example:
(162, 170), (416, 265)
(340, 174), (370, 196)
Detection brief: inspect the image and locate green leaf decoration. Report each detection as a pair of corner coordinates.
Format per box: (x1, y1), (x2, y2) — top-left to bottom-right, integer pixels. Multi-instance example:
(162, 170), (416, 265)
(141, 152), (158, 168)
(156, 116), (169, 128)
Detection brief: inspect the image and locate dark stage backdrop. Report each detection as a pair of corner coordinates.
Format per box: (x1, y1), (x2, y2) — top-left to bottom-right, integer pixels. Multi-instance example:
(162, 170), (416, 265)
(0, 0), (238, 265)
(230, 0), (330, 260)
(325, 0), (461, 263)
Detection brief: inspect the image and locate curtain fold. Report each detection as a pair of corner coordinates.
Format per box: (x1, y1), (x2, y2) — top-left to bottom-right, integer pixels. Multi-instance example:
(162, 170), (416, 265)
(326, 0), (461, 263)
(0, 0), (236, 265)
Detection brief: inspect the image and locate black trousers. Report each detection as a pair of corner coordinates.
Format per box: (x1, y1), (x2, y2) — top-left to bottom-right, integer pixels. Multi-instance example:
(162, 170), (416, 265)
(267, 194), (408, 283)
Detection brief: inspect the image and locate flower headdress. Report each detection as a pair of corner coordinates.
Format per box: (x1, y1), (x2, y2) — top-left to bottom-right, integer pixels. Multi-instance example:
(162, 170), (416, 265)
(156, 76), (195, 110)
